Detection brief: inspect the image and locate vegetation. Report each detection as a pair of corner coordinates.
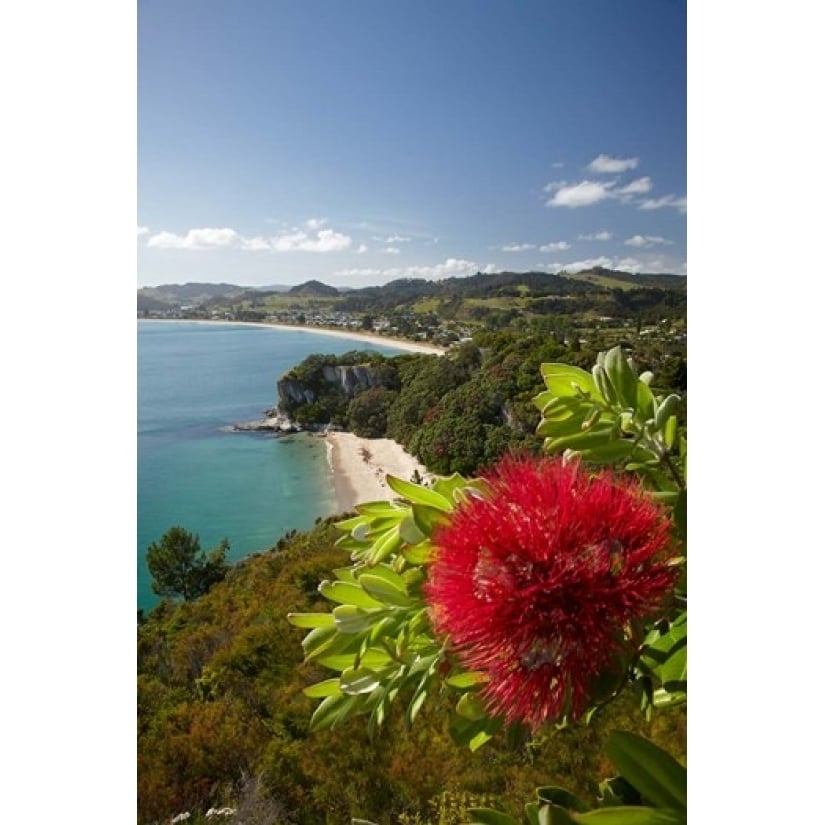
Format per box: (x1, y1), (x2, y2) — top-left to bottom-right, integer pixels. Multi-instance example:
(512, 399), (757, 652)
(138, 518), (685, 825)
(146, 526), (230, 602)
(279, 324), (685, 477)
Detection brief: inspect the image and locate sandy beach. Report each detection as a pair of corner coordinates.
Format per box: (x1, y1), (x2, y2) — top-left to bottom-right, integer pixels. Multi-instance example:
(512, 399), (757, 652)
(139, 318), (446, 356)
(324, 431), (432, 512)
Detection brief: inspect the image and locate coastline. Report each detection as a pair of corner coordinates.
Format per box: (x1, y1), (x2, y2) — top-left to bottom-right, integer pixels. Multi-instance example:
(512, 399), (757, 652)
(324, 431), (432, 512)
(138, 317), (446, 356)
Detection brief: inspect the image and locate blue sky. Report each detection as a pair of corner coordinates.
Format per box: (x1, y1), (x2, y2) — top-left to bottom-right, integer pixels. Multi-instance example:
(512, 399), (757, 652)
(138, 0), (686, 288)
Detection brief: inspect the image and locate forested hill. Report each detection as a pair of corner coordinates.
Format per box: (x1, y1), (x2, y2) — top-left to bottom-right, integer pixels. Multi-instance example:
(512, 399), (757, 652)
(137, 267), (686, 317)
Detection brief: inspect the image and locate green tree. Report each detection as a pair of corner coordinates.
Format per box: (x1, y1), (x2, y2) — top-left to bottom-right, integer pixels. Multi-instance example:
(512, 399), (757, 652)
(346, 387), (397, 438)
(146, 526), (230, 601)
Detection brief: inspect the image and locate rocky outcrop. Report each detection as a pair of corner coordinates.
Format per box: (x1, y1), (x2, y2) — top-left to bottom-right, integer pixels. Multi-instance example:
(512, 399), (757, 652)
(227, 410), (298, 433)
(277, 364), (390, 409)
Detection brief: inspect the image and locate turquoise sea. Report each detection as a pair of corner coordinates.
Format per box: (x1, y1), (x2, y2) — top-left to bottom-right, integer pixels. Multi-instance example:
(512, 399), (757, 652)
(137, 320), (407, 612)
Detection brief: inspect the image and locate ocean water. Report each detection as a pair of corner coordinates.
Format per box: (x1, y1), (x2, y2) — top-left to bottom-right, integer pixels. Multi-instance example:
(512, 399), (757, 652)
(137, 320), (407, 612)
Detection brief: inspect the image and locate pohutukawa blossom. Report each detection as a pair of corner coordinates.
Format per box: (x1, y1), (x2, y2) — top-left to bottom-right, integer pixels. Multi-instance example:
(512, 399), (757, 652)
(424, 455), (680, 732)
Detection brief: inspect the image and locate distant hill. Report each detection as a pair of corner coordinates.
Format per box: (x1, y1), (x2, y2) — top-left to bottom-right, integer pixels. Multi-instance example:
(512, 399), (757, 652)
(137, 269), (686, 314)
(137, 281), (297, 311)
(564, 267), (687, 291)
(287, 280), (340, 297)
(137, 282), (249, 311)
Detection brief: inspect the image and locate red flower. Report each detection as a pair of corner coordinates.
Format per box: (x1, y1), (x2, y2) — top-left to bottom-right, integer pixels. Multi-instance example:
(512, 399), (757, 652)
(424, 455), (679, 731)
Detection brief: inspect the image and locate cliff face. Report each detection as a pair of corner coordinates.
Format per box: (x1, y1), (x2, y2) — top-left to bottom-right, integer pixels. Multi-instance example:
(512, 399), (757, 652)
(277, 364), (389, 410)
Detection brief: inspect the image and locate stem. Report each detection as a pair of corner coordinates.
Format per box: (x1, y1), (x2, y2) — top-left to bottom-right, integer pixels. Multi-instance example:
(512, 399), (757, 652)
(660, 451), (685, 491)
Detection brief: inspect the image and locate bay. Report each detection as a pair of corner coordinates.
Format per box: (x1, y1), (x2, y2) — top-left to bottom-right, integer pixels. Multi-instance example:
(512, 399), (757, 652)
(137, 320), (408, 612)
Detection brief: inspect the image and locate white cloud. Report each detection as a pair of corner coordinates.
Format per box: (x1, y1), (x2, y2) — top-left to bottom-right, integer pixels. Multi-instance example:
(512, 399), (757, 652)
(538, 254), (685, 276)
(270, 227), (352, 252)
(617, 176), (653, 195)
(551, 161), (564, 168)
(578, 231), (612, 241)
(335, 257), (483, 283)
(147, 227), (239, 250)
(355, 244), (369, 254)
(639, 195), (687, 213)
(305, 218), (327, 230)
(546, 180), (614, 208)
(386, 234), (412, 243)
(588, 154), (639, 174)
(137, 225), (149, 236)
(539, 241), (571, 252)
(624, 235), (672, 248)
(614, 257), (646, 273)
(240, 236), (271, 251)
(145, 223), (352, 252)
(542, 256), (615, 273)
(383, 246), (401, 255)
(500, 243), (536, 252)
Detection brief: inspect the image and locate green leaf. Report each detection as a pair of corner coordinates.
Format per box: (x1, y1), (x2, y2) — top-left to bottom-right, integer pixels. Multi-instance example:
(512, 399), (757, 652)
(402, 539), (434, 564)
(539, 363), (600, 399)
(302, 679), (342, 698)
(332, 604), (381, 634)
(456, 692), (488, 721)
(319, 580), (385, 609)
(635, 380), (655, 422)
(398, 514), (427, 545)
(525, 802), (541, 825)
(537, 805), (579, 825)
(358, 573), (411, 607)
(340, 666), (382, 695)
(308, 693), (360, 731)
(332, 567), (359, 583)
(359, 564), (408, 590)
(318, 647), (393, 672)
(301, 624), (340, 658)
(605, 731), (687, 812)
(431, 472), (472, 501)
(573, 807), (683, 824)
(334, 514), (370, 532)
(449, 712), (502, 751)
(663, 415), (678, 450)
(466, 807), (522, 825)
(355, 500), (405, 517)
(286, 612), (335, 629)
(641, 612), (687, 686)
(542, 425), (618, 454)
(367, 526), (405, 565)
(386, 475), (453, 510)
(536, 787), (589, 812)
(445, 670), (489, 689)
(604, 346), (639, 408)
(411, 503), (449, 536)
(651, 687), (686, 708)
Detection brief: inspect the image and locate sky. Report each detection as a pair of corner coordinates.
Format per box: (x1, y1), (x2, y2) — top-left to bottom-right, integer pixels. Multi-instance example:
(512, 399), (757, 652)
(138, 0), (686, 288)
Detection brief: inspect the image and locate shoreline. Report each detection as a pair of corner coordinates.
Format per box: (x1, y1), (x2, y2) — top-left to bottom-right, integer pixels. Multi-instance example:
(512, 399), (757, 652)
(323, 431), (432, 512)
(137, 317), (446, 356)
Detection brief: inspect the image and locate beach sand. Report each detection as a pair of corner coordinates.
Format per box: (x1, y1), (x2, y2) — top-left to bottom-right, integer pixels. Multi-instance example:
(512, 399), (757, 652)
(139, 318), (446, 356)
(325, 431), (432, 512)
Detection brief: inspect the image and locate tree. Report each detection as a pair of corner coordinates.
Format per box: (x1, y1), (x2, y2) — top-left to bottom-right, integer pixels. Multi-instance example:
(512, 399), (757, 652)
(146, 526), (230, 601)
